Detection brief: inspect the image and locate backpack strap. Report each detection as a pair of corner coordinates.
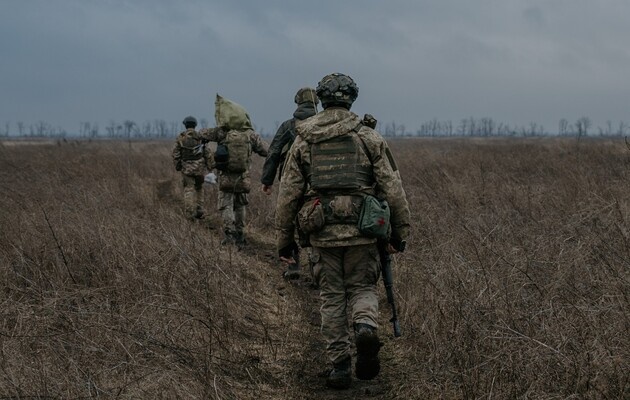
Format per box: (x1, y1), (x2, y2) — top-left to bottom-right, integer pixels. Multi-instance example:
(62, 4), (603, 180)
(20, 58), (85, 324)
(352, 122), (374, 165)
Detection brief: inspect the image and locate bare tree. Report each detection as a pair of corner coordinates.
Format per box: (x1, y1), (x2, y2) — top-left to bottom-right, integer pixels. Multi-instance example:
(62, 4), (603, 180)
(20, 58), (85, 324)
(575, 116), (591, 139)
(559, 118), (568, 136)
(617, 121), (628, 137)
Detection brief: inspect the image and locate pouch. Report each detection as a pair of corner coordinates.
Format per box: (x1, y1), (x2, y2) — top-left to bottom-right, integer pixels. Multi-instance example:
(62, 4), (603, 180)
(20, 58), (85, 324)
(357, 195), (390, 239)
(298, 198), (325, 234)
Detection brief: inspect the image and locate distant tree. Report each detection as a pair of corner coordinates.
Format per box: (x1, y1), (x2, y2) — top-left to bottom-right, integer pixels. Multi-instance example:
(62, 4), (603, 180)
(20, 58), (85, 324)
(575, 117), (591, 139)
(457, 118), (468, 136)
(480, 117), (494, 136)
(617, 121), (628, 137)
(123, 120), (138, 139)
(154, 119), (168, 138)
(559, 118), (569, 136)
(169, 121), (178, 136)
(141, 121), (152, 137)
(105, 120), (117, 138)
(17, 121), (25, 136)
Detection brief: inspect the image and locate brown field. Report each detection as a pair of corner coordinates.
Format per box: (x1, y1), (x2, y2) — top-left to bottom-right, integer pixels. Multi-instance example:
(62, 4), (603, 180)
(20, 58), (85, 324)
(0, 137), (628, 399)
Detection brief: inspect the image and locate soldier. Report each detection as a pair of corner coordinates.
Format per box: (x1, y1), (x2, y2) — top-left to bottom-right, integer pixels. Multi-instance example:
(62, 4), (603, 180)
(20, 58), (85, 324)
(275, 73), (410, 389)
(172, 116), (210, 220)
(261, 87), (319, 279)
(261, 87), (319, 193)
(200, 123), (268, 247)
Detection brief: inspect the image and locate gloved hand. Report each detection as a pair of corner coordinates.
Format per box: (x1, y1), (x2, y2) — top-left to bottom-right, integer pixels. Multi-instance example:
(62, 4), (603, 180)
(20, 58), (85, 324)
(279, 241), (299, 259)
(389, 237), (406, 253)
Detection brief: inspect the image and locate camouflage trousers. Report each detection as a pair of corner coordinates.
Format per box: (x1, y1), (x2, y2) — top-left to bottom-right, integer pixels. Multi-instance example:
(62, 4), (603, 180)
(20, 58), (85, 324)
(218, 191), (248, 235)
(310, 243), (381, 364)
(182, 174), (204, 219)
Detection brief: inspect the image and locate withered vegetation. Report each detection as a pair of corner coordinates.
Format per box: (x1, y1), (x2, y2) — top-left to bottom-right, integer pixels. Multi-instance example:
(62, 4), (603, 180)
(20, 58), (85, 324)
(0, 138), (628, 399)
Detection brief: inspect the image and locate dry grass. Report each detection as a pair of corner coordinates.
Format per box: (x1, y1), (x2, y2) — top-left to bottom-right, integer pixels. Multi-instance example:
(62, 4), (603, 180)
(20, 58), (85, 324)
(0, 137), (628, 399)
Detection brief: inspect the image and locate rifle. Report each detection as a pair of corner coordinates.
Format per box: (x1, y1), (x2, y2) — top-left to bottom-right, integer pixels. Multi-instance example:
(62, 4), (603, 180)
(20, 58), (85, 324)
(378, 239), (404, 337)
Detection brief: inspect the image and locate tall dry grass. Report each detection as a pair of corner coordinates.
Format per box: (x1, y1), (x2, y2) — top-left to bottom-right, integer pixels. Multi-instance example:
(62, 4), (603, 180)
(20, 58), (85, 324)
(0, 137), (628, 399)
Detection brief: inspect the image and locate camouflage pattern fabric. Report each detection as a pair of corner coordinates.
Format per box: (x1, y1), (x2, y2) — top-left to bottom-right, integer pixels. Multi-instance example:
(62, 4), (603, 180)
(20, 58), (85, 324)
(218, 191), (248, 235)
(310, 244), (380, 364)
(212, 128), (268, 193)
(182, 175), (204, 218)
(172, 128), (213, 219)
(172, 128), (210, 176)
(275, 107), (410, 250)
(275, 106), (411, 367)
(200, 127), (268, 232)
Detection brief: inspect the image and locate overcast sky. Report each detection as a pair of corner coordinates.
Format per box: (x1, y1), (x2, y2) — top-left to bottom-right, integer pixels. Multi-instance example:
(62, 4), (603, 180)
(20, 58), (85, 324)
(1, 0), (628, 135)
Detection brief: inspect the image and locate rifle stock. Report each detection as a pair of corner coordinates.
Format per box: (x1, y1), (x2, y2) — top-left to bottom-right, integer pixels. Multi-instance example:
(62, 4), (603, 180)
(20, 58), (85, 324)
(378, 241), (402, 337)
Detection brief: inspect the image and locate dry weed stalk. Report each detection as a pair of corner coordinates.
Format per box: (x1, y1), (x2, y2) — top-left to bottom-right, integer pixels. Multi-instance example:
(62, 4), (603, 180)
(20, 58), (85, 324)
(0, 138), (627, 399)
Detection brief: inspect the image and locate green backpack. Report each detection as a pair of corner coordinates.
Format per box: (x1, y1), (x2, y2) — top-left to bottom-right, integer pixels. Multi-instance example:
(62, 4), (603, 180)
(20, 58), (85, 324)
(222, 129), (251, 173)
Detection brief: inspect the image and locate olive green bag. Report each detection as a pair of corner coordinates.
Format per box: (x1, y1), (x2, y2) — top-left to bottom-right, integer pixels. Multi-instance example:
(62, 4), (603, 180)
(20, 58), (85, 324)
(357, 195), (390, 239)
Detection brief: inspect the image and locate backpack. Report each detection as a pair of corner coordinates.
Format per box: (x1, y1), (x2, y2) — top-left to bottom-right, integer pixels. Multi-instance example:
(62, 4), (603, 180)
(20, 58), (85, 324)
(218, 129), (251, 173)
(215, 94), (252, 131)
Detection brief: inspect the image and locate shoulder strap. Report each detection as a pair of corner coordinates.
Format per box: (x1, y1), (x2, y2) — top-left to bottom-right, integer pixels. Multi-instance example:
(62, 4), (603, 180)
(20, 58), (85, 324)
(352, 122), (374, 165)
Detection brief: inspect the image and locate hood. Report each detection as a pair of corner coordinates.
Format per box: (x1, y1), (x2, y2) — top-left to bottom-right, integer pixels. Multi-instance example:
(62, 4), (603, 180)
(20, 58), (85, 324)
(293, 102), (318, 121)
(296, 108), (362, 144)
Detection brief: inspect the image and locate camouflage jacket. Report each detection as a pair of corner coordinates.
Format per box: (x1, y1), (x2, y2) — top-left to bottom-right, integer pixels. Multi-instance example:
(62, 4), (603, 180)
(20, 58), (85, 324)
(260, 102), (318, 186)
(276, 107), (411, 249)
(199, 127), (269, 193)
(172, 128), (212, 176)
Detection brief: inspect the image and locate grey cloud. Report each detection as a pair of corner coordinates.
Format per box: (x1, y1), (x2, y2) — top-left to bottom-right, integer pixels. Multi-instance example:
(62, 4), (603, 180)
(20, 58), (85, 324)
(1, 0), (629, 135)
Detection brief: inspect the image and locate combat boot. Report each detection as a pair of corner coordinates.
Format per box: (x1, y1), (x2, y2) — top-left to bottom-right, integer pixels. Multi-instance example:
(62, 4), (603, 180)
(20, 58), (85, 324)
(326, 356), (351, 390)
(193, 207), (205, 220)
(283, 262), (301, 280)
(233, 232), (247, 249)
(354, 323), (381, 380)
(221, 230), (235, 245)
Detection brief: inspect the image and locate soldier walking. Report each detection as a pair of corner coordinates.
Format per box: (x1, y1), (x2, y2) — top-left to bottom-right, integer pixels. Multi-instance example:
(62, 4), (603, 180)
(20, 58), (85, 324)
(200, 100), (268, 247)
(172, 116), (210, 220)
(261, 87), (319, 278)
(275, 73), (410, 389)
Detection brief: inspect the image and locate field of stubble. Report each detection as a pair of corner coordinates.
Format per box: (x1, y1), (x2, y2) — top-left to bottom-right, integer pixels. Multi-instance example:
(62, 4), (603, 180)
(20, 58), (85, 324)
(0, 137), (628, 399)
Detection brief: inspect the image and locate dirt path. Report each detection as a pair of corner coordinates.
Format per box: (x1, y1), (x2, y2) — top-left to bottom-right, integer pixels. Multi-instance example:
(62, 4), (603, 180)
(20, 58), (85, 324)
(245, 232), (396, 399)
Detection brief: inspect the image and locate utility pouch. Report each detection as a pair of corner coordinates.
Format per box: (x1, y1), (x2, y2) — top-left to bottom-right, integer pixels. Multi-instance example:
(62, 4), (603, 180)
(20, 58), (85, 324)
(357, 195), (390, 239)
(214, 144), (229, 171)
(326, 195), (362, 224)
(297, 198), (325, 234)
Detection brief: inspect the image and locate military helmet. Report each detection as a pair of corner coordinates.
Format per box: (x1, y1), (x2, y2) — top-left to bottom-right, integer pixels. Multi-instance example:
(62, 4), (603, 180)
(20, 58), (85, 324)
(182, 116), (197, 127)
(315, 73), (358, 109)
(294, 87), (319, 105)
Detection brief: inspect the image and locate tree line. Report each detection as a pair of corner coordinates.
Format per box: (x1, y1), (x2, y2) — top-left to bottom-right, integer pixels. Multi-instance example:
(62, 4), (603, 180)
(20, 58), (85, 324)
(1, 117), (628, 138)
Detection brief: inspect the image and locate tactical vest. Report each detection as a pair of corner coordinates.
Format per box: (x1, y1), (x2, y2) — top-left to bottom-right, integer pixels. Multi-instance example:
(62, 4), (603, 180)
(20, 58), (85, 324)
(179, 133), (204, 161)
(308, 133), (374, 191)
(307, 132), (375, 225)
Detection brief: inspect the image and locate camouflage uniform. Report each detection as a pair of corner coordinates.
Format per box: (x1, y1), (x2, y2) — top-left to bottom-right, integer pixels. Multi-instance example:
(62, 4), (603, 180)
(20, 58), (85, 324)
(276, 106), (410, 371)
(172, 127), (212, 219)
(200, 127), (268, 242)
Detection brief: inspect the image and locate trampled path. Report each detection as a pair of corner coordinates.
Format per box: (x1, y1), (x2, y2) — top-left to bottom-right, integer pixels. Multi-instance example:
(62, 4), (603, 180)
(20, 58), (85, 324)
(240, 230), (398, 399)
